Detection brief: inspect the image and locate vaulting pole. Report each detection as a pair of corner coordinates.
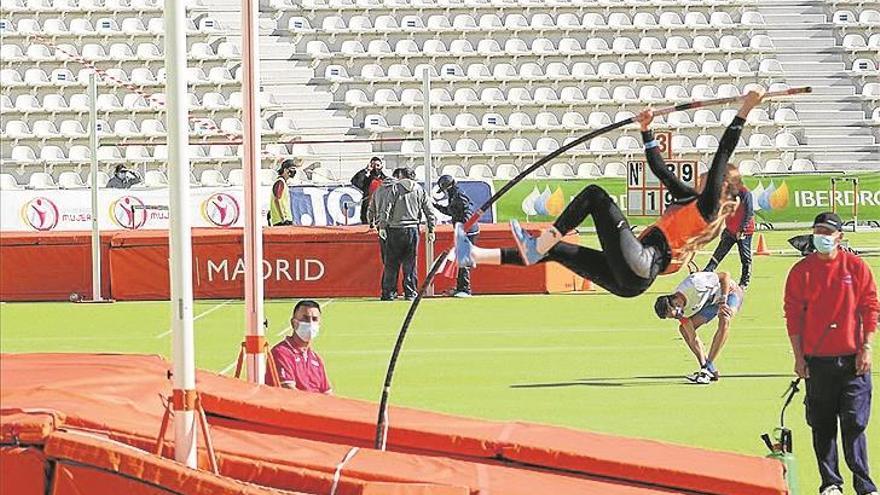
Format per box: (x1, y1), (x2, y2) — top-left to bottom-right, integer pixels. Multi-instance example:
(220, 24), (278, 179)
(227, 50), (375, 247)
(461, 86), (812, 231)
(165, 0), (197, 468)
(376, 251), (449, 450)
(241, 0), (266, 383)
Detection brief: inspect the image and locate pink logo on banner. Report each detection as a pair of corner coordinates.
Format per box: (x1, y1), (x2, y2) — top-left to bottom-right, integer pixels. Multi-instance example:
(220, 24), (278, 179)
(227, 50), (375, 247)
(202, 192), (240, 228)
(110, 196), (148, 230)
(21, 197), (60, 231)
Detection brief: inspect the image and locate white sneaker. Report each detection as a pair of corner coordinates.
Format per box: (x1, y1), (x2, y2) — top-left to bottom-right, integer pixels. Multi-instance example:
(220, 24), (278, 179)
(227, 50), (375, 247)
(820, 486), (843, 495)
(685, 369), (712, 385)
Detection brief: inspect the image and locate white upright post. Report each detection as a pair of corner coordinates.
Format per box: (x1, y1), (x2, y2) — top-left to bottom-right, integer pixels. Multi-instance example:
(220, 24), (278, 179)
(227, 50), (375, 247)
(165, 0), (197, 469)
(421, 71), (434, 297)
(241, 0), (266, 383)
(88, 73), (102, 302)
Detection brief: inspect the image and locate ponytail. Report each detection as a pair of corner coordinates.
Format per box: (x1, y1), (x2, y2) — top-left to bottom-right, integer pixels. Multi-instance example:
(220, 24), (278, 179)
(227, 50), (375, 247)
(679, 196), (740, 258)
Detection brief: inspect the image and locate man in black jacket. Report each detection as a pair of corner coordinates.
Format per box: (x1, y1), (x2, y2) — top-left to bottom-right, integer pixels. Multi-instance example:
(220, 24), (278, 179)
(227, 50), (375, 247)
(351, 156), (387, 224)
(434, 175), (480, 297)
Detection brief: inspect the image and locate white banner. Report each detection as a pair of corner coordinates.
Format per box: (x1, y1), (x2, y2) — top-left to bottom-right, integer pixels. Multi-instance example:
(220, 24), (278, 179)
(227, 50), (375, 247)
(0, 186), (273, 232)
(1, 180), (494, 232)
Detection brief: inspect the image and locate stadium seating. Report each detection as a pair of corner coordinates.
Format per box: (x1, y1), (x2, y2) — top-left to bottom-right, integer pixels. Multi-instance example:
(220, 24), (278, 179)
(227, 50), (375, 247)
(1, 0), (877, 185)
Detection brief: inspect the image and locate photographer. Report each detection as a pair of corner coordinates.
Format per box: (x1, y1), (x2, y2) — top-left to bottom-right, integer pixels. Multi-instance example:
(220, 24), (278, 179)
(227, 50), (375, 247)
(351, 156), (387, 224)
(107, 164), (142, 189)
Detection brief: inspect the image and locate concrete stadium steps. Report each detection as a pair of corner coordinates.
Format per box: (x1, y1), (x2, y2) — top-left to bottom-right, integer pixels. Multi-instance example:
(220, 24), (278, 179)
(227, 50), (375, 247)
(204, 9), (373, 175)
(758, 0), (879, 170)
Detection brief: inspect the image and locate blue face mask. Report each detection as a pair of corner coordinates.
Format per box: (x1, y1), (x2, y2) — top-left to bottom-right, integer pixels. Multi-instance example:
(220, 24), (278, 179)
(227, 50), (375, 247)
(812, 234), (837, 254)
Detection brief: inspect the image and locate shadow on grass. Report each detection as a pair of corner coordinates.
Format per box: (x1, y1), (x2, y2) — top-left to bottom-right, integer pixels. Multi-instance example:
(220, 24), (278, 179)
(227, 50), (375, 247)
(510, 373), (794, 389)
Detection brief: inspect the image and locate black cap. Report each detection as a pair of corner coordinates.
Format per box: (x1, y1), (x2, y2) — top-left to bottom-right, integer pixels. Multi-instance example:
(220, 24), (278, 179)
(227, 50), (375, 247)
(437, 174), (455, 191)
(278, 158), (297, 175)
(812, 212), (842, 232)
(654, 295), (674, 319)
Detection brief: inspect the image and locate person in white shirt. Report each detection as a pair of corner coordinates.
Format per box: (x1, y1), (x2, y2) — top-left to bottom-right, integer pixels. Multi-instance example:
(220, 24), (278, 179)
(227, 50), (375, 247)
(653, 271), (744, 384)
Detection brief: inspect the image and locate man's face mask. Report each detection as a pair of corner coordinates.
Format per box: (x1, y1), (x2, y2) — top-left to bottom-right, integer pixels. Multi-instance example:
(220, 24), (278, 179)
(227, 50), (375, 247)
(812, 234), (837, 254)
(294, 320), (320, 342)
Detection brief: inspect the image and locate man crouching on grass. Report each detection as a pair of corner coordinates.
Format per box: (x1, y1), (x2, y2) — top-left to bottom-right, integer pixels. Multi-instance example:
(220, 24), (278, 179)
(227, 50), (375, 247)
(654, 271), (744, 384)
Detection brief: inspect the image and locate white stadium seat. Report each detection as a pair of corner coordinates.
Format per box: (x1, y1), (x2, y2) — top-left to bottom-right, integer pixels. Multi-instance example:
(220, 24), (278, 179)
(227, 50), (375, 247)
(58, 172), (88, 189)
(0, 174), (23, 191)
(29, 172), (58, 189)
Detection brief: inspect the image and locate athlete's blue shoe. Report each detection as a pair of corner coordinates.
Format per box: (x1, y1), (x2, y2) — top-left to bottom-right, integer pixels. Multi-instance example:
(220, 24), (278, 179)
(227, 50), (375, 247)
(454, 223), (475, 268)
(510, 219), (544, 265)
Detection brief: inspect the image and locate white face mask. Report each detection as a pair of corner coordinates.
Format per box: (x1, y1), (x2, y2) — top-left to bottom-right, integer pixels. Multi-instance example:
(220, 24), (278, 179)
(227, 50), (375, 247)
(294, 320), (320, 342)
(812, 234), (838, 254)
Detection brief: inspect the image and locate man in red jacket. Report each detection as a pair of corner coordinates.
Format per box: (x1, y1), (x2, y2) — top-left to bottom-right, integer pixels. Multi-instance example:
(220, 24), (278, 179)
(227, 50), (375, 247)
(784, 212), (877, 495)
(703, 183), (754, 289)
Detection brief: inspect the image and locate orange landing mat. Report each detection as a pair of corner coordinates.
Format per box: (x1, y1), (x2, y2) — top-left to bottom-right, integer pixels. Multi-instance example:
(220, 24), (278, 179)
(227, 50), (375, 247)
(1, 353), (787, 495)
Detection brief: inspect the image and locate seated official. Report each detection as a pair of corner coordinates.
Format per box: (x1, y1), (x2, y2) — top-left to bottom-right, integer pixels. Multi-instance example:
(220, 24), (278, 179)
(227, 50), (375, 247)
(266, 300), (332, 394)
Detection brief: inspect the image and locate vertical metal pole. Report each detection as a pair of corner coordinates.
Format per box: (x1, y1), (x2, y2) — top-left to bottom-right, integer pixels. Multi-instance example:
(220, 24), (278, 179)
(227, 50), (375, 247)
(830, 178), (837, 215)
(421, 71), (434, 297)
(165, 0), (197, 468)
(88, 74), (102, 302)
(851, 178), (859, 232)
(242, 0), (266, 383)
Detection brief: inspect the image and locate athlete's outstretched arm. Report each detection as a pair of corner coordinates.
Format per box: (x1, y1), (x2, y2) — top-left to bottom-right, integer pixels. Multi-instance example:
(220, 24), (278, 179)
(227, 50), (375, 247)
(634, 109), (697, 200)
(697, 90), (764, 216)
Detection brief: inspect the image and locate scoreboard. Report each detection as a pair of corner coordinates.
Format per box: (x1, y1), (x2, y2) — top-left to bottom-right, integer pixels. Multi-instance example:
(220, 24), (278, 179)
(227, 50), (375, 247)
(625, 132), (700, 216)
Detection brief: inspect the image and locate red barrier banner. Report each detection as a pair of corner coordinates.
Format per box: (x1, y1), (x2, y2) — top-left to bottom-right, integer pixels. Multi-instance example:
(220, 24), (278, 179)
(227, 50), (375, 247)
(0, 447), (47, 495)
(109, 225), (582, 301)
(0, 225), (583, 301)
(0, 232), (113, 301)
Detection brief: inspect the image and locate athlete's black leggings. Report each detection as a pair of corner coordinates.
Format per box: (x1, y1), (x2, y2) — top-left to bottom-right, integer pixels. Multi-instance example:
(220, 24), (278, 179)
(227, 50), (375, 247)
(502, 117), (746, 298)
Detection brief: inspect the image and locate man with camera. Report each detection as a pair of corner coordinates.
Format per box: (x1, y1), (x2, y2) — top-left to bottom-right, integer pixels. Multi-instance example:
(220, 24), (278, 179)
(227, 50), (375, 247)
(351, 156), (387, 224)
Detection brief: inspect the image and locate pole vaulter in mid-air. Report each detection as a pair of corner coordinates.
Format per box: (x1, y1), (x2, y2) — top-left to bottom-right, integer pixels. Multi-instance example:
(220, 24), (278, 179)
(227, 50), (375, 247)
(454, 89), (778, 297)
(375, 87), (811, 442)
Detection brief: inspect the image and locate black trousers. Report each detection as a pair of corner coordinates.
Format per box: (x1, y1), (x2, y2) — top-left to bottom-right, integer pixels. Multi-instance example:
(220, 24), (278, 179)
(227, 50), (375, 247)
(497, 120), (745, 297)
(382, 227), (418, 299)
(456, 232), (478, 294)
(501, 185), (655, 297)
(805, 356), (875, 494)
(703, 230), (753, 286)
(359, 197), (369, 224)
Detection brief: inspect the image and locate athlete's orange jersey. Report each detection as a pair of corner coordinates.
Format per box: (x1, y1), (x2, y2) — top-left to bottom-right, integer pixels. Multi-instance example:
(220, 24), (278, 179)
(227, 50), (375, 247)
(640, 200), (708, 275)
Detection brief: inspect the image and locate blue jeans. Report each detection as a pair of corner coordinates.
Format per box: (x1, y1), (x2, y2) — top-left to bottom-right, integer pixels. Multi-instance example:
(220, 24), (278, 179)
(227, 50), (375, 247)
(805, 355), (875, 494)
(694, 290), (743, 323)
(456, 232), (478, 294)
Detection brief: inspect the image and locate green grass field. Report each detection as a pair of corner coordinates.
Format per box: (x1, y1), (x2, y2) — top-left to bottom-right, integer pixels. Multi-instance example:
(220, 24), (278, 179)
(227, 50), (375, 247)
(2, 230), (878, 493)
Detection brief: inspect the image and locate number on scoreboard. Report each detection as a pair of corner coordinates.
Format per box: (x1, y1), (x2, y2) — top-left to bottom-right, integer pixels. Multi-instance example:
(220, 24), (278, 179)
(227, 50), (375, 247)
(626, 159), (700, 216)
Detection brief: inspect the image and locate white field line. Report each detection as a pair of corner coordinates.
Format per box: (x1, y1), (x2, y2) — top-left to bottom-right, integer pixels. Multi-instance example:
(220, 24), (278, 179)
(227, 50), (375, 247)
(219, 359), (238, 375)
(155, 300), (232, 338)
(320, 342), (795, 356)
